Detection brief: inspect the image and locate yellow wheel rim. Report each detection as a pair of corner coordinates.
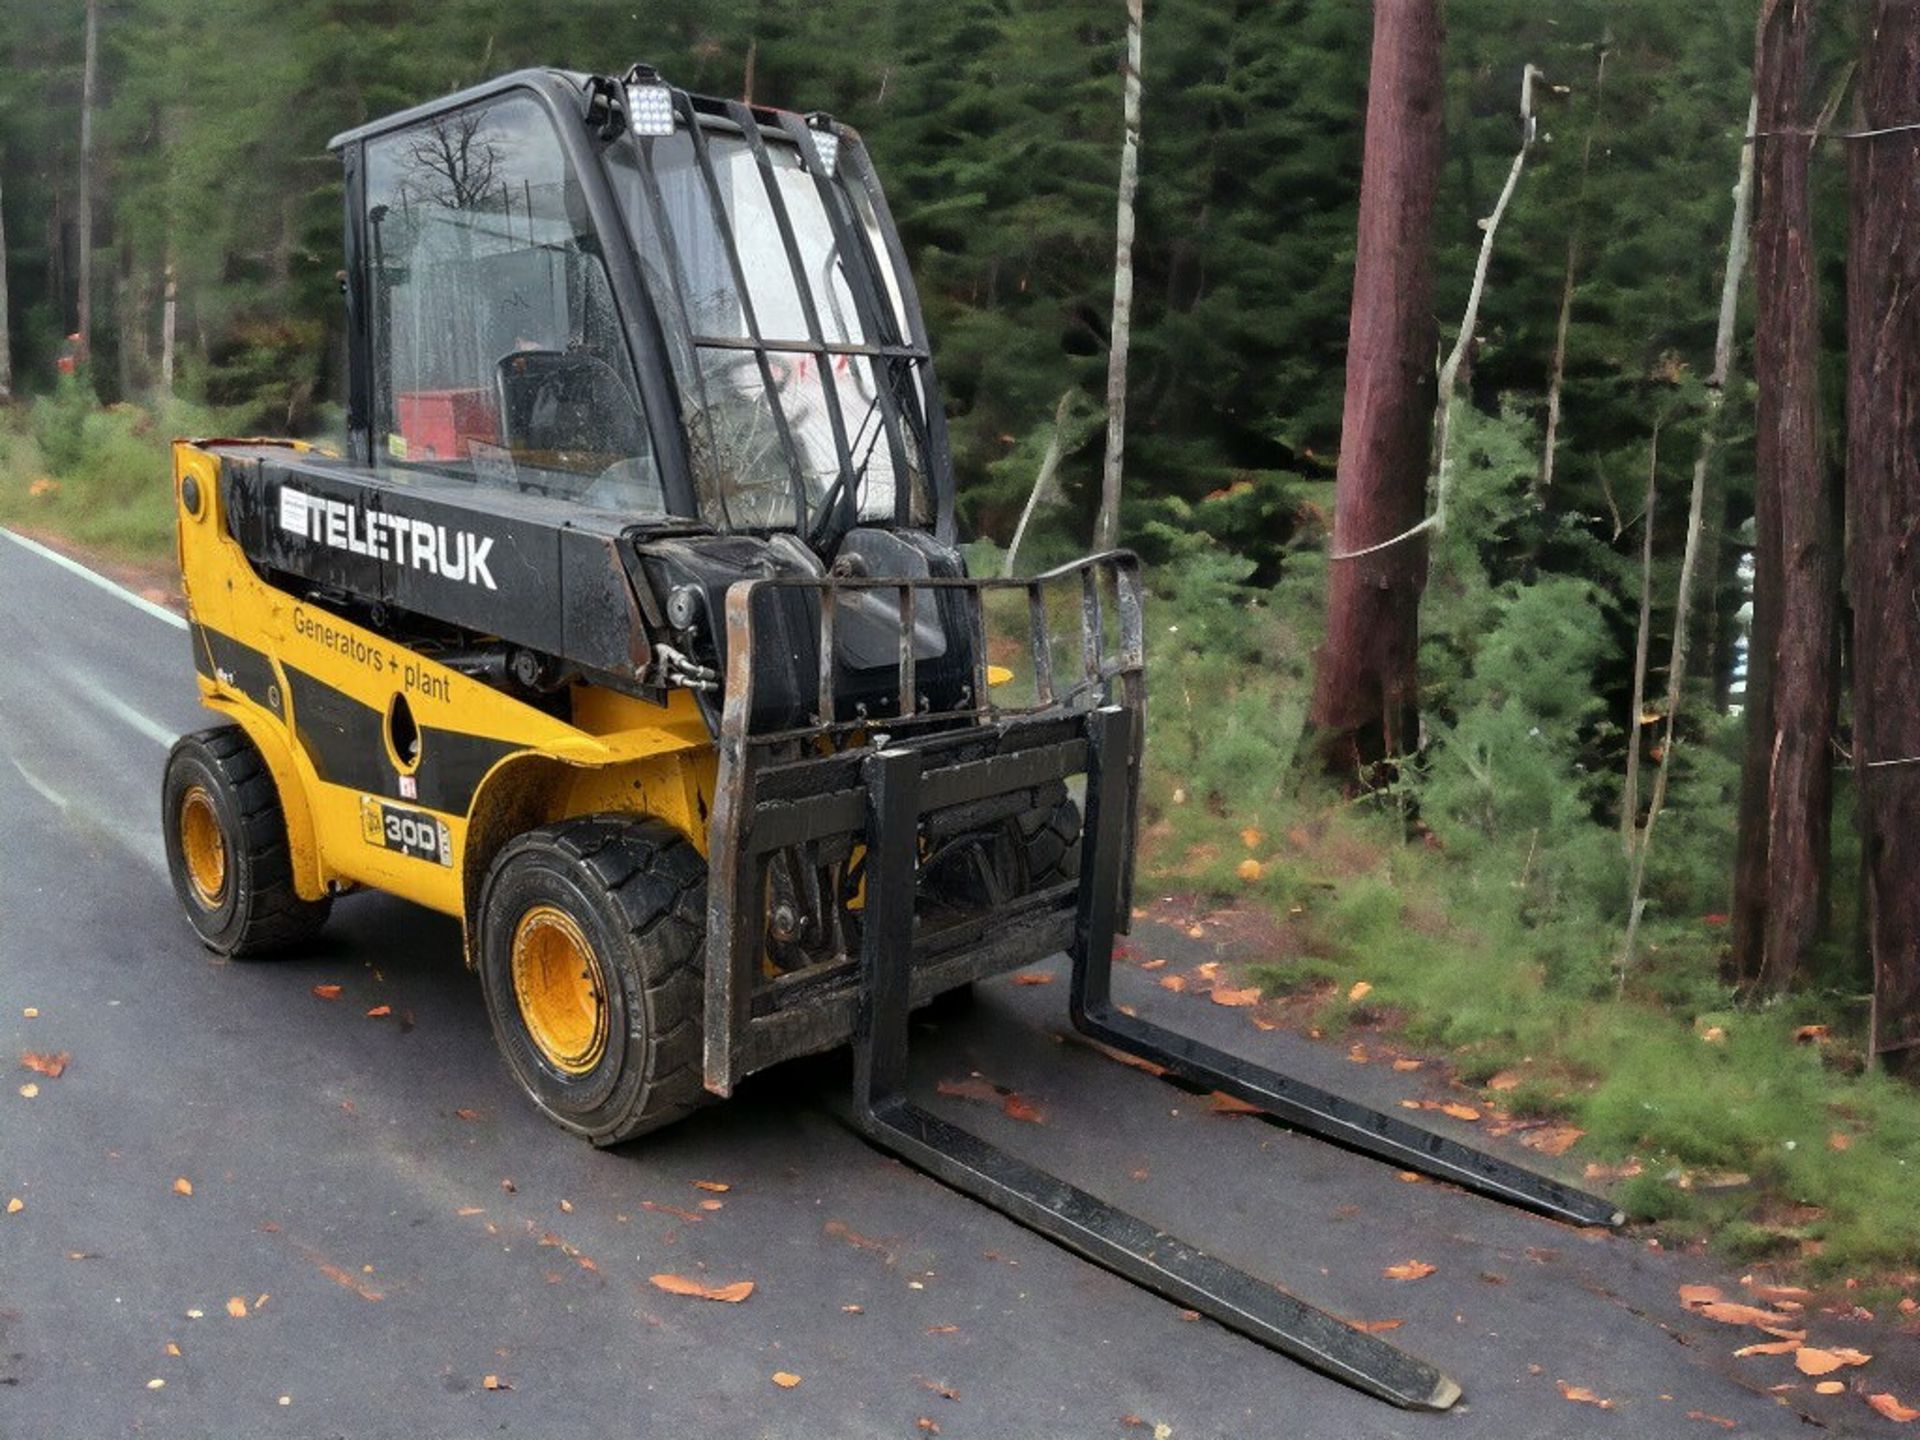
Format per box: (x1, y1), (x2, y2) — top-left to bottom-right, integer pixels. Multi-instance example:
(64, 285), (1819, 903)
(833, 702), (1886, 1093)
(511, 905), (609, 1076)
(179, 785), (229, 910)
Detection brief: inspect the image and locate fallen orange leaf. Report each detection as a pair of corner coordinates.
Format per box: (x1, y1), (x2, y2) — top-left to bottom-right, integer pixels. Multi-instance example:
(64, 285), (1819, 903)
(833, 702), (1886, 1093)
(311, 985), (343, 1000)
(6, 1198), (21, 1214)
(935, 1077), (999, 1104)
(1211, 986), (1260, 1007)
(455, 1109), (480, 1121)
(456, 1206), (484, 1217)
(171, 1177), (193, 1197)
(1350, 1318), (1404, 1333)
(1557, 1381), (1615, 1409)
(1686, 1412), (1736, 1429)
(1828, 1132), (1852, 1151)
(1795, 1347), (1872, 1376)
(1240, 827), (1263, 850)
(1586, 1159), (1644, 1182)
(698, 1199), (724, 1211)
(1440, 1103), (1481, 1122)
(1236, 859), (1263, 882)
(20, 1051), (69, 1078)
(1159, 975), (1188, 993)
(1384, 1260), (1436, 1281)
(18, 1083), (37, 1099)
(1794, 1024), (1829, 1043)
(1869, 1393), (1920, 1423)
(693, 1180), (731, 1193)
(1733, 1340), (1802, 1357)
(1010, 972), (1054, 986)
(1392, 1058), (1423, 1072)
(1696, 1301), (1795, 1328)
(1208, 1091), (1263, 1115)
(1139, 958), (1167, 971)
(772, 1371), (801, 1389)
(483, 1374), (510, 1391)
(1679, 1284), (1725, 1309)
(1744, 1280), (1812, 1304)
(1522, 1125), (1583, 1157)
(916, 1418), (941, 1434)
(365, 1005), (392, 1018)
(1814, 1381), (1845, 1395)
(648, 1274), (754, 1303)
(1001, 1093), (1046, 1124)
(1487, 1071), (1522, 1091)
(1185, 924), (1205, 939)
(1347, 981), (1373, 1003)
(226, 1297), (248, 1318)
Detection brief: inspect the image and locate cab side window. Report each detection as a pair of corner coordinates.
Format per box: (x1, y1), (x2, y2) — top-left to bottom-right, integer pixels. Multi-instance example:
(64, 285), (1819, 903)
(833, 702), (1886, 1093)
(365, 95), (663, 515)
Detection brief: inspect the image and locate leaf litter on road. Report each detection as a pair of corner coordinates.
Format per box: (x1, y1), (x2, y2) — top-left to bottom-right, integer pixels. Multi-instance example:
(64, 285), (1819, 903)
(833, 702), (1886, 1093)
(1383, 1260), (1436, 1281)
(21, 1051), (69, 1078)
(1556, 1381), (1615, 1409)
(1869, 1392), (1920, 1423)
(648, 1274), (753, 1302)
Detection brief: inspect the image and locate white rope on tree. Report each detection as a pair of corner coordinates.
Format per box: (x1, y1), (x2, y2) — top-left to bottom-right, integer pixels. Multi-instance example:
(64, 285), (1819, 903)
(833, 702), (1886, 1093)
(1331, 64), (1542, 563)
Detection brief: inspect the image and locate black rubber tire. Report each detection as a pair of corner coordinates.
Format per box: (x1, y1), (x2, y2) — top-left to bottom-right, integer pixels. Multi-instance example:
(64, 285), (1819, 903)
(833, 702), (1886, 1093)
(162, 725), (331, 957)
(1015, 782), (1083, 891)
(476, 815), (708, 1147)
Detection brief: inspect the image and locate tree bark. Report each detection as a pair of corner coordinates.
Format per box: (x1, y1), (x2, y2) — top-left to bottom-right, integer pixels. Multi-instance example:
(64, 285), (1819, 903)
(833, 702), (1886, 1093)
(1096, 0), (1143, 553)
(0, 171), (12, 401)
(76, 0), (99, 361)
(1308, 0), (1445, 772)
(1735, 0), (1837, 990)
(161, 262), (177, 397)
(1540, 38), (1611, 493)
(1849, 1), (1920, 1070)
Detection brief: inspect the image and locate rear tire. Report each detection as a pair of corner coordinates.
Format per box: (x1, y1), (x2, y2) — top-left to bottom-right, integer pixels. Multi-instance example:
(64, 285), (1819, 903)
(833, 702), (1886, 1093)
(477, 816), (708, 1147)
(162, 725), (331, 956)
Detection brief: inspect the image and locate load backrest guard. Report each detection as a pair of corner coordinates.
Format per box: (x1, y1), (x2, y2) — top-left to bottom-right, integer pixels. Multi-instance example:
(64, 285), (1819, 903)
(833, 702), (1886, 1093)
(700, 552), (1146, 1096)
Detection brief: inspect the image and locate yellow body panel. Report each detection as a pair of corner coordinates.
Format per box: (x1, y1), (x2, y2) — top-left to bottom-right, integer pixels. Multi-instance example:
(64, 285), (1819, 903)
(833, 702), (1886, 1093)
(172, 440), (717, 946)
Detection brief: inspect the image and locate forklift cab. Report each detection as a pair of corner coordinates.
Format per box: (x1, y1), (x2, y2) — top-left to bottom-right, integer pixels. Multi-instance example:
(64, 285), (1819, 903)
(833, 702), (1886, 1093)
(331, 67), (964, 728)
(334, 67), (945, 544)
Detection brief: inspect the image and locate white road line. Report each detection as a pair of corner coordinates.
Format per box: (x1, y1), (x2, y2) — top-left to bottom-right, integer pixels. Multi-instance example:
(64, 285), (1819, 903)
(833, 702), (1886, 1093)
(7, 752), (168, 875)
(8, 754), (71, 811)
(0, 526), (187, 631)
(55, 662), (178, 748)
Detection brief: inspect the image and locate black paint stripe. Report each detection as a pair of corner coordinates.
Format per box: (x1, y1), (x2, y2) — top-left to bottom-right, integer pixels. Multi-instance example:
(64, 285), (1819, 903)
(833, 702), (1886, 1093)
(191, 623), (283, 720)
(282, 664), (517, 817)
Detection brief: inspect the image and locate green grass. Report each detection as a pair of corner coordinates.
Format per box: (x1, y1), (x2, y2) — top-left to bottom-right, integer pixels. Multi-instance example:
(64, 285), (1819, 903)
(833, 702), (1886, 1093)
(0, 387), (230, 561)
(1137, 713), (1920, 1281)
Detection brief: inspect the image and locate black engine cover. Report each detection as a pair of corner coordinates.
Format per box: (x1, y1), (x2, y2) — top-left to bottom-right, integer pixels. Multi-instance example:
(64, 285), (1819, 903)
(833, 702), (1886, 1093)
(635, 528), (976, 735)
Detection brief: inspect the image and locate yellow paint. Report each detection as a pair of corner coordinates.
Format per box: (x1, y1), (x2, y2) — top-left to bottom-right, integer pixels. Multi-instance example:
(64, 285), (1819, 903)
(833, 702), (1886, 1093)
(178, 784), (228, 908)
(510, 903), (607, 1074)
(172, 439), (716, 935)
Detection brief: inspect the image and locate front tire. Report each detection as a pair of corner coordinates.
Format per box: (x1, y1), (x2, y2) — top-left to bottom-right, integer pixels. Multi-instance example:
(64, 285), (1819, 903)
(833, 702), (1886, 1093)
(476, 816), (708, 1146)
(162, 726), (331, 956)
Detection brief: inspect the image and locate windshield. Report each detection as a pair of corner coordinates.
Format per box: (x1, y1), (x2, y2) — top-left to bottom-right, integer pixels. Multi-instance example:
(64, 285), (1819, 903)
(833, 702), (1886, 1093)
(363, 95), (666, 516)
(610, 121), (932, 533)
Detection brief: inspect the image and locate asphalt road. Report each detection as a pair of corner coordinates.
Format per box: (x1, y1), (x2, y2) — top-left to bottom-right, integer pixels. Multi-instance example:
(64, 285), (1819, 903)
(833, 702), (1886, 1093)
(0, 526), (1898, 1438)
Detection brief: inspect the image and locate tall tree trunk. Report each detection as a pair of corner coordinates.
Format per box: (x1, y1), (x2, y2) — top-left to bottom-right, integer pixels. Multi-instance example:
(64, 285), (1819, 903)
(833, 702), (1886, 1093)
(1096, 0), (1143, 553)
(1849, 1), (1920, 1072)
(76, 0), (99, 361)
(1736, 0), (1836, 990)
(1308, 0), (1445, 773)
(0, 171), (12, 401)
(1540, 36), (1611, 494)
(1623, 111), (1758, 974)
(161, 261), (177, 396)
